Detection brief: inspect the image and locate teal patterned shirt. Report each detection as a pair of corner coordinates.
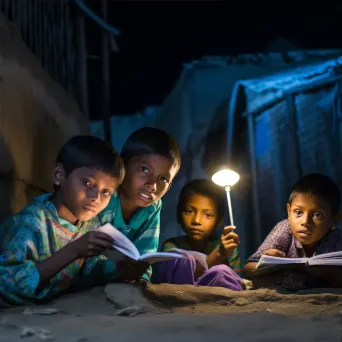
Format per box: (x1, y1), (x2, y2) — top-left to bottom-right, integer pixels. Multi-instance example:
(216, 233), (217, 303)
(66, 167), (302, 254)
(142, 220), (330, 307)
(0, 192), (161, 306)
(98, 192), (162, 282)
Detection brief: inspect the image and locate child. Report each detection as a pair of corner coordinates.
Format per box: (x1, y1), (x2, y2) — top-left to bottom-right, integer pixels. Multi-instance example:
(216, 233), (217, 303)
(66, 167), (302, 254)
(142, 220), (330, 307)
(151, 179), (243, 291)
(98, 127), (181, 282)
(0, 135), (125, 305)
(244, 173), (342, 290)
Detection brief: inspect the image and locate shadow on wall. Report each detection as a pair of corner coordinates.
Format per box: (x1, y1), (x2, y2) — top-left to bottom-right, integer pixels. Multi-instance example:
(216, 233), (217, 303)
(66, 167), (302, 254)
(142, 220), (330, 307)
(0, 135), (14, 222)
(0, 135), (46, 224)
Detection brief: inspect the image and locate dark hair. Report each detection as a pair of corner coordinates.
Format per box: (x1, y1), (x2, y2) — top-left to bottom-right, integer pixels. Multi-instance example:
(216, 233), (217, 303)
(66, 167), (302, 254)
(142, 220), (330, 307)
(177, 179), (225, 223)
(56, 135), (125, 183)
(120, 127), (181, 170)
(288, 173), (341, 215)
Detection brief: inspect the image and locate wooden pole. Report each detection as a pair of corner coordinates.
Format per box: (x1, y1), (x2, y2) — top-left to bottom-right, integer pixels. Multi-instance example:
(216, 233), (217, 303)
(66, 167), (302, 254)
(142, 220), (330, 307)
(75, 5), (89, 119)
(101, 0), (111, 143)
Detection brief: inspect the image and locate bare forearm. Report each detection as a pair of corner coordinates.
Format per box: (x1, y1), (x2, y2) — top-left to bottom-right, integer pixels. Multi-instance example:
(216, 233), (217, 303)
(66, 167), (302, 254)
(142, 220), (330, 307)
(206, 247), (229, 269)
(36, 243), (79, 287)
(244, 262), (258, 278)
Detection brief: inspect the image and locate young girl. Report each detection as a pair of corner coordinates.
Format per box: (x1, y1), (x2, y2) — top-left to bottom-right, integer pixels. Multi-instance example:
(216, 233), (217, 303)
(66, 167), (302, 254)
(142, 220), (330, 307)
(244, 173), (342, 290)
(151, 179), (243, 291)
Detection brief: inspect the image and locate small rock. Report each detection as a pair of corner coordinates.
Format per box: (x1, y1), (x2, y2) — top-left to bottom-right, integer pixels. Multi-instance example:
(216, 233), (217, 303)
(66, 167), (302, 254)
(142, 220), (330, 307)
(216, 300), (230, 306)
(20, 327), (35, 338)
(23, 308), (60, 316)
(266, 309), (272, 313)
(115, 305), (146, 317)
(308, 299), (322, 305)
(36, 328), (54, 341)
(234, 298), (249, 307)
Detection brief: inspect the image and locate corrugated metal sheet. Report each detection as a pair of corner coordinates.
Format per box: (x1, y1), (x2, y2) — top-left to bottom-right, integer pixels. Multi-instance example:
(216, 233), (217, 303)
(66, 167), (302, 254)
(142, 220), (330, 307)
(231, 57), (342, 253)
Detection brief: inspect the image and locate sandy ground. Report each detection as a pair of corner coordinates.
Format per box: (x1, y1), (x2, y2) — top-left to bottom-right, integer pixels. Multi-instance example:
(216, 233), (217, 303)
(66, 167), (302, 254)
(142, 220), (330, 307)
(2, 283), (342, 341)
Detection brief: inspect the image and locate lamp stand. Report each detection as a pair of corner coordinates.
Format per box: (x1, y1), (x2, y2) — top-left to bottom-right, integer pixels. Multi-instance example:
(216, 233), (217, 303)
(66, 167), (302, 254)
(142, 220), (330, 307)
(225, 185), (234, 226)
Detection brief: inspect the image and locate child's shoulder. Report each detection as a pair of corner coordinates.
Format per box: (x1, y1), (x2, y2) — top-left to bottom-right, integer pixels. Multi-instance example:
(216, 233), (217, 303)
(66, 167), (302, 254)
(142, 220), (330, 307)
(149, 198), (162, 212)
(5, 194), (53, 228)
(274, 219), (291, 230)
(268, 219), (292, 236)
(105, 193), (162, 213)
(162, 235), (187, 248)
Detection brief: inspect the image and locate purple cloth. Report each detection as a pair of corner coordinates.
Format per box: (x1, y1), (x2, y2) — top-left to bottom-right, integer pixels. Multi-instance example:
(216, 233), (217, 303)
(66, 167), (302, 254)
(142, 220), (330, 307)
(151, 254), (243, 291)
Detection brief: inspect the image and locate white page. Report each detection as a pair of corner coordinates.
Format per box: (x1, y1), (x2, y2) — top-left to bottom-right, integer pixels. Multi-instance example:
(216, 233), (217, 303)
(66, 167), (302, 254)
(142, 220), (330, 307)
(139, 252), (185, 264)
(308, 258), (342, 266)
(256, 255), (308, 269)
(102, 248), (139, 264)
(96, 224), (140, 260)
(311, 251), (342, 260)
(169, 248), (208, 270)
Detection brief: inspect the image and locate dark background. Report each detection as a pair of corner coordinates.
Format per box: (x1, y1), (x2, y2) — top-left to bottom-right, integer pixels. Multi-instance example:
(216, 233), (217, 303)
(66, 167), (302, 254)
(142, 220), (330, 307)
(85, 2), (342, 119)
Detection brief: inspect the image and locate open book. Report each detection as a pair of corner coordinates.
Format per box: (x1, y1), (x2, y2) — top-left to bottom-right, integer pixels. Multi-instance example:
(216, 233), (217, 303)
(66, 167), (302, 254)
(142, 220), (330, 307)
(253, 251), (342, 276)
(96, 223), (208, 268)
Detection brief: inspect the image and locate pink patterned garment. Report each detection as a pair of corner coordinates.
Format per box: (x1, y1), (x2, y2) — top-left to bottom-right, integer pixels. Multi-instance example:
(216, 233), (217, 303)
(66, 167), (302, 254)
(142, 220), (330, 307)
(247, 219), (342, 290)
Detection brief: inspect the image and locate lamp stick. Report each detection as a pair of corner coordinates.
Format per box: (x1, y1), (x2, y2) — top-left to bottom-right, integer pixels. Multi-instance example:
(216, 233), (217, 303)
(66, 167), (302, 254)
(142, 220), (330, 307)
(225, 185), (234, 226)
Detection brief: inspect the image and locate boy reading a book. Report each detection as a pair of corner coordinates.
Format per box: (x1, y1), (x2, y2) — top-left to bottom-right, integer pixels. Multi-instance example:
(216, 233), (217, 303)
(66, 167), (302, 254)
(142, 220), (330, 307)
(98, 127), (181, 282)
(244, 173), (342, 290)
(0, 136), (125, 305)
(151, 179), (243, 290)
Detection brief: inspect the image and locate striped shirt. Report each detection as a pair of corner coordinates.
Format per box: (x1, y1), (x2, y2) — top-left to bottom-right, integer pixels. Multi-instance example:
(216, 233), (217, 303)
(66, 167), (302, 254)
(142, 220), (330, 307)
(98, 192), (161, 282)
(161, 235), (242, 275)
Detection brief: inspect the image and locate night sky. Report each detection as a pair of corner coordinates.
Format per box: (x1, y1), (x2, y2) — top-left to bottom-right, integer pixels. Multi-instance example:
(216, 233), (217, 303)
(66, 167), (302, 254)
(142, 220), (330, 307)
(85, 2), (342, 119)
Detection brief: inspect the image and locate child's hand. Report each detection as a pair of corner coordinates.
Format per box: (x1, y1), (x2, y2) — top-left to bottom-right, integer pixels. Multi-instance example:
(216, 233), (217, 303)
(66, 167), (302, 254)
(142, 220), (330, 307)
(219, 226), (240, 257)
(117, 257), (150, 281)
(263, 249), (285, 257)
(72, 231), (114, 258)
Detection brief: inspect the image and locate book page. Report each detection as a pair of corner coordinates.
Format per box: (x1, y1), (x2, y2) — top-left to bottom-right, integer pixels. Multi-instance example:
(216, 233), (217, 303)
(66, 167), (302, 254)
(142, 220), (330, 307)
(256, 255), (308, 269)
(96, 223), (140, 260)
(308, 258), (342, 266)
(102, 248), (139, 264)
(169, 248), (208, 270)
(310, 251), (342, 260)
(139, 252), (185, 264)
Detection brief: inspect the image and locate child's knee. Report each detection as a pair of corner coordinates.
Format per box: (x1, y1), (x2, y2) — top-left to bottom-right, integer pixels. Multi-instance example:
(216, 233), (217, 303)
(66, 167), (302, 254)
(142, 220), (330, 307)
(208, 264), (241, 280)
(207, 264), (232, 275)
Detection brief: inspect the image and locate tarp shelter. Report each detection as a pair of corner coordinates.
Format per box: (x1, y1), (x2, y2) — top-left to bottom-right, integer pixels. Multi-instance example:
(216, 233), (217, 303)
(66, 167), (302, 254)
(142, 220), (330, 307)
(228, 57), (342, 260)
(90, 49), (342, 263)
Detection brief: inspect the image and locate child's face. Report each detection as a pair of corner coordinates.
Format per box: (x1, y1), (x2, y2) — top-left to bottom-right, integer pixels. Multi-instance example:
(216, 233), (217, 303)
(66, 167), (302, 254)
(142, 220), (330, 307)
(287, 193), (338, 248)
(54, 166), (119, 222)
(180, 194), (219, 241)
(120, 154), (178, 208)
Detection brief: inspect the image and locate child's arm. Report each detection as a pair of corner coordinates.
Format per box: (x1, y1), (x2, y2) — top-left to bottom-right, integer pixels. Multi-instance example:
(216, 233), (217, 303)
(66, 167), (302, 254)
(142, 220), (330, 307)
(120, 200), (162, 282)
(0, 217), (113, 305)
(0, 216), (65, 304)
(36, 231), (114, 288)
(206, 226), (240, 270)
(244, 220), (289, 278)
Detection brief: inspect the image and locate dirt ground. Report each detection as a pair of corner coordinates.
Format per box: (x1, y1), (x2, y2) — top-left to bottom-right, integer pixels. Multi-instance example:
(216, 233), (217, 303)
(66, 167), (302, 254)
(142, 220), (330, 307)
(1, 283), (342, 341)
